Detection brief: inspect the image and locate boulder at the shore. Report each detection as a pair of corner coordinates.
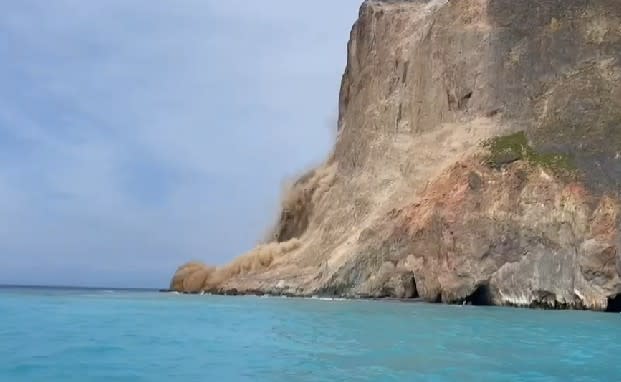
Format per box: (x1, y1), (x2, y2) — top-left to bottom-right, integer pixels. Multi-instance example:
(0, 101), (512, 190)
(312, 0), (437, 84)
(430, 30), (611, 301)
(171, 0), (621, 311)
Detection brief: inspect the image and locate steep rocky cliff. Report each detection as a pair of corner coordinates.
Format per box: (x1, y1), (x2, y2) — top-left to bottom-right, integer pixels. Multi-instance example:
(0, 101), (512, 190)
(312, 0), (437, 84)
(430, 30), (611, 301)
(171, 0), (621, 311)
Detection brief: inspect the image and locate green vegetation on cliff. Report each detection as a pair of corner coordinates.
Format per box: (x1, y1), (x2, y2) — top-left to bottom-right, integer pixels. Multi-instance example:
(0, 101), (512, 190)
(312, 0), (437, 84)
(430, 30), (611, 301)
(483, 131), (575, 173)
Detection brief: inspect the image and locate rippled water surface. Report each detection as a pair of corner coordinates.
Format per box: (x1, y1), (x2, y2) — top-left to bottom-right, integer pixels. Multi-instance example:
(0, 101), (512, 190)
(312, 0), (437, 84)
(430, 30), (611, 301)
(1, 286), (620, 381)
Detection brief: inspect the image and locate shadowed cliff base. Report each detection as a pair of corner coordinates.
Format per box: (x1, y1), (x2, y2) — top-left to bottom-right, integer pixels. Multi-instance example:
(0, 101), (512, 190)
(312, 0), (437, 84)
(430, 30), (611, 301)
(607, 295), (621, 313)
(171, 0), (621, 312)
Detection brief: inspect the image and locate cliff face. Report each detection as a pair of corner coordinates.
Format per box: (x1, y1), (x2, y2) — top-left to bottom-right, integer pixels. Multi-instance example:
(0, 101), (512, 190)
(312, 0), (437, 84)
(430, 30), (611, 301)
(172, 0), (621, 311)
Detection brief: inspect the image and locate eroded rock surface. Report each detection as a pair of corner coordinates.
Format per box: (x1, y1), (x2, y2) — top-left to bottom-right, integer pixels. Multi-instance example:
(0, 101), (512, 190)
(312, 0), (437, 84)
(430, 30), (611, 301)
(171, 0), (621, 311)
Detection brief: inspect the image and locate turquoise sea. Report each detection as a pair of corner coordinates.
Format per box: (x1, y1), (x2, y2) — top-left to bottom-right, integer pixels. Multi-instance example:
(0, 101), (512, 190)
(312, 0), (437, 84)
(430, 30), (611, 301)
(1, 286), (620, 382)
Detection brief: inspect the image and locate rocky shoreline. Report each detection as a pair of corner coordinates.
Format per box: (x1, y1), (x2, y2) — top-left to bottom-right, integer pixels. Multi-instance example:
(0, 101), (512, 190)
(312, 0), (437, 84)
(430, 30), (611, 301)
(159, 289), (621, 313)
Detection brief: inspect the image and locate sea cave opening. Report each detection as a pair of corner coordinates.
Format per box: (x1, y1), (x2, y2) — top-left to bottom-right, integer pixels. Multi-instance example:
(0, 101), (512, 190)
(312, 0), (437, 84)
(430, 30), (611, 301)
(409, 276), (420, 299)
(465, 284), (493, 306)
(606, 294), (621, 313)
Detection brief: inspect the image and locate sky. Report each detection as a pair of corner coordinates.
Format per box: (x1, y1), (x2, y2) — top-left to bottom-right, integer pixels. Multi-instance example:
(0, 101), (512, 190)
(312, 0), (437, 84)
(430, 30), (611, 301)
(0, 0), (362, 288)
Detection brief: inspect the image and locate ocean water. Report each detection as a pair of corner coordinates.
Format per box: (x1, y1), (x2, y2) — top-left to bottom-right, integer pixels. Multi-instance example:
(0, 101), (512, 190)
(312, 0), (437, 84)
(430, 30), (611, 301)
(1, 287), (620, 382)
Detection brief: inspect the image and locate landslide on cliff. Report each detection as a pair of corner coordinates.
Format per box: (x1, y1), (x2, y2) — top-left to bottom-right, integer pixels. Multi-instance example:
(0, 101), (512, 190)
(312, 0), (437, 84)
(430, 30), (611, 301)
(172, 0), (621, 311)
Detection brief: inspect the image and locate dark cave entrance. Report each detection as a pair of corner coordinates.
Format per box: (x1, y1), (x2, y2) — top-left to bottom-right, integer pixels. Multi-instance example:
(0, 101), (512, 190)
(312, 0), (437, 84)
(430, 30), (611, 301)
(606, 295), (621, 313)
(465, 284), (493, 306)
(409, 275), (420, 299)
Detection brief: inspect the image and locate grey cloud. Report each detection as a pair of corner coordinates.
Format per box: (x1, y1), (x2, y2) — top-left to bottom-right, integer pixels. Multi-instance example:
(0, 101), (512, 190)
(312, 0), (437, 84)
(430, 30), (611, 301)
(0, 1), (361, 287)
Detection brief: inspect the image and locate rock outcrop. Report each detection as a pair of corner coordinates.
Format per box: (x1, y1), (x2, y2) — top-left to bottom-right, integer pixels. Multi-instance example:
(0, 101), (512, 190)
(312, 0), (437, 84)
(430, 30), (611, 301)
(171, 0), (621, 311)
